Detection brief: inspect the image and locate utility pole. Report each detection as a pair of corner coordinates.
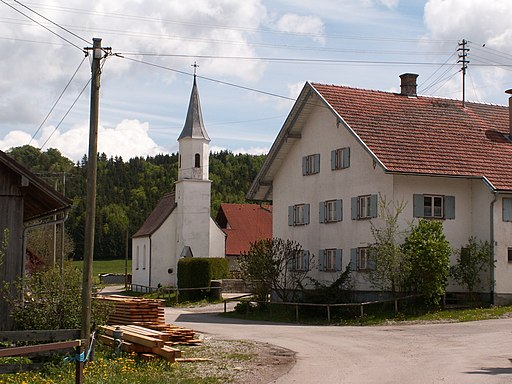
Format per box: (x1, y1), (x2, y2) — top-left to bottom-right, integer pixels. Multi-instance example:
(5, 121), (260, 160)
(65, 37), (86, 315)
(81, 38), (109, 343)
(458, 39), (470, 108)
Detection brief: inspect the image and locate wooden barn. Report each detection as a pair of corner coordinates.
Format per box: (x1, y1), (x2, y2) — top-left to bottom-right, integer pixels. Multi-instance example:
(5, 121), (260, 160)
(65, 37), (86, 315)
(0, 150), (71, 330)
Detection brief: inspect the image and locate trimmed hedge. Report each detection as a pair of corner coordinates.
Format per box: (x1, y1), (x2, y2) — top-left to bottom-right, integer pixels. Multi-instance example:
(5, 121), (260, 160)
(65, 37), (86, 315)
(177, 257), (229, 301)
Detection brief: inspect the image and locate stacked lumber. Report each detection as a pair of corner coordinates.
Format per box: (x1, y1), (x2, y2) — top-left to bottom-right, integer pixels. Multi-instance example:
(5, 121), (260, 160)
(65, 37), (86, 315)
(99, 325), (181, 362)
(97, 295), (165, 325)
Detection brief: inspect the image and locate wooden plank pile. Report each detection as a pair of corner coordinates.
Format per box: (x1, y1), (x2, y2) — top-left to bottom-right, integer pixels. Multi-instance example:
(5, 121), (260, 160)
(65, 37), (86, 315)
(98, 325), (181, 362)
(97, 295), (166, 325)
(96, 295), (202, 361)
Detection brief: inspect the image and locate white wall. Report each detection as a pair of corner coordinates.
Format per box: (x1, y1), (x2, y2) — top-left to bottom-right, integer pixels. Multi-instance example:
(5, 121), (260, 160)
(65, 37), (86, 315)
(149, 213), (178, 287)
(131, 237), (150, 287)
(209, 218), (226, 258)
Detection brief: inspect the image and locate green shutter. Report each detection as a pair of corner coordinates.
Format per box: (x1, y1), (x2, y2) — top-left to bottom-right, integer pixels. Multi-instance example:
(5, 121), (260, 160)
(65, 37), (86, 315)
(370, 194), (378, 218)
(302, 156), (307, 175)
(304, 250), (310, 271)
(318, 249), (325, 271)
(413, 194), (424, 218)
(343, 147), (350, 168)
(351, 197), (358, 220)
(350, 248), (357, 271)
(288, 206), (294, 226)
(331, 150), (336, 170)
(304, 203), (310, 224)
(336, 199), (343, 221)
(444, 195), (455, 220)
(319, 201), (325, 223)
(504, 198), (512, 222)
(335, 249), (342, 271)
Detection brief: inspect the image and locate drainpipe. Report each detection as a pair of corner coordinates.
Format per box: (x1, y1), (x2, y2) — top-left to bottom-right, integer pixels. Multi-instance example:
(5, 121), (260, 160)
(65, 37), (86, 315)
(490, 192), (498, 305)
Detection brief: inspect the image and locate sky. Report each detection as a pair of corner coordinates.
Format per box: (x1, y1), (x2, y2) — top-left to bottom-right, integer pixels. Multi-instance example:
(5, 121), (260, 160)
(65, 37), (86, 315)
(1, 0), (512, 162)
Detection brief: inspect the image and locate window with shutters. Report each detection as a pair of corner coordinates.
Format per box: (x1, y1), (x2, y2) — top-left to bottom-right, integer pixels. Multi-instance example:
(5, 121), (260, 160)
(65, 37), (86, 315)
(302, 154), (320, 175)
(291, 250), (309, 271)
(320, 199), (342, 223)
(413, 194), (455, 219)
(351, 194), (378, 220)
(331, 147), (350, 170)
(288, 203), (310, 226)
(350, 247), (375, 271)
(503, 198), (512, 222)
(318, 248), (342, 272)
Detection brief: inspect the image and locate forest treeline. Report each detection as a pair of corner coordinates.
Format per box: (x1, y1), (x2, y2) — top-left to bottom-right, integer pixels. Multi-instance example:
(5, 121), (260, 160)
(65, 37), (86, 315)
(7, 145), (266, 260)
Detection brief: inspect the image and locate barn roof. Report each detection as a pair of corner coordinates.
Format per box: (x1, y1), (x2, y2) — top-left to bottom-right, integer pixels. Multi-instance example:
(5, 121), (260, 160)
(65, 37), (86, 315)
(0, 150), (71, 221)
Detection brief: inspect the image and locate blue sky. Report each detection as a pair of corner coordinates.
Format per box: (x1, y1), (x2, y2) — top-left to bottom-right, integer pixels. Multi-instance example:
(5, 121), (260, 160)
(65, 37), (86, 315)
(1, 0), (512, 161)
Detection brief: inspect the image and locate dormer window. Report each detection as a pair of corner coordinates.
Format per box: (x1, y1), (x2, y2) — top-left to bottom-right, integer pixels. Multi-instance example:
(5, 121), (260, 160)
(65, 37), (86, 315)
(194, 153), (200, 168)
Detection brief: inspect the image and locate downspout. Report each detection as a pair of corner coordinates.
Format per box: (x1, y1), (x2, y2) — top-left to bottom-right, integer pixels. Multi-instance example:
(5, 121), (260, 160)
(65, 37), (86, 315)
(490, 192), (498, 305)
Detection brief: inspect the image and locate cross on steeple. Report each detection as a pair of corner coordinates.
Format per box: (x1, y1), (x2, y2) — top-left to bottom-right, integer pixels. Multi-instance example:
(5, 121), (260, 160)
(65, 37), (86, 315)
(192, 62), (199, 77)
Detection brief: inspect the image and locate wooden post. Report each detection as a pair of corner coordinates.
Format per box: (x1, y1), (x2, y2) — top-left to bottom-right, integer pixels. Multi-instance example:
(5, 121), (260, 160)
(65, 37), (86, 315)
(360, 303), (364, 318)
(75, 342), (84, 384)
(327, 305), (331, 323)
(295, 304), (299, 322)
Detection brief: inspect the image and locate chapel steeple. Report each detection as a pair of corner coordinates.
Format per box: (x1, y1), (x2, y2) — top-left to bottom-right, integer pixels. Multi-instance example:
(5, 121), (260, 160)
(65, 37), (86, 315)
(177, 74), (210, 181)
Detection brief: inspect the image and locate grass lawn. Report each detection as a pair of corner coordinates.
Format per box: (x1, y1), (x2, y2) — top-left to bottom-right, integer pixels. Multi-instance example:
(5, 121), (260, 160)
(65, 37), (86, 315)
(70, 258), (131, 281)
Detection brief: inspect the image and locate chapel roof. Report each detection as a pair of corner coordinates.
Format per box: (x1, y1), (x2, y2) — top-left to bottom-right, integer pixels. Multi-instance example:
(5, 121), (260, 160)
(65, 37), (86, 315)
(178, 76), (210, 141)
(132, 192), (176, 238)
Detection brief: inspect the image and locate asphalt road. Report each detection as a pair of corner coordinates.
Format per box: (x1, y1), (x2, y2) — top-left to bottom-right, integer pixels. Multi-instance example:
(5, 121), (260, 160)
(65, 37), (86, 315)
(166, 305), (512, 384)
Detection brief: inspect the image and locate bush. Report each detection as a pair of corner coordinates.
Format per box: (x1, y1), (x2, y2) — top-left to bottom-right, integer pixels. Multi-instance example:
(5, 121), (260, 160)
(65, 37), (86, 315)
(177, 257), (229, 301)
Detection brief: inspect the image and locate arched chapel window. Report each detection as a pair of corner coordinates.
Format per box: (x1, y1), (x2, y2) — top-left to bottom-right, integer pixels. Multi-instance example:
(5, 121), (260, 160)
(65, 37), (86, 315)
(194, 153), (200, 168)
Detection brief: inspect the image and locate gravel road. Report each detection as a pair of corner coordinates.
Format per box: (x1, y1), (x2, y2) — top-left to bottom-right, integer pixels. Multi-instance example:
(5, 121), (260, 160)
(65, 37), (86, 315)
(166, 305), (512, 384)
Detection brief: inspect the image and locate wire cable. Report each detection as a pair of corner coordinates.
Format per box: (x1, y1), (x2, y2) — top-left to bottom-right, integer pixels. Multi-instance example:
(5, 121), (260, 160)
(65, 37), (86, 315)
(29, 55), (87, 145)
(12, 0), (89, 45)
(0, 0), (84, 51)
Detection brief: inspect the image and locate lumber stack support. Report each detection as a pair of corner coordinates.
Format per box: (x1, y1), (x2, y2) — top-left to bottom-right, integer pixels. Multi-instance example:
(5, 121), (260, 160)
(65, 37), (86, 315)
(96, 296), (202, 361)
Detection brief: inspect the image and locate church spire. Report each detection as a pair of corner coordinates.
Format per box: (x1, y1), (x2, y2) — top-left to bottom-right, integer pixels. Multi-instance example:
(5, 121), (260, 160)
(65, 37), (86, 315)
(178, 74), (210, 141)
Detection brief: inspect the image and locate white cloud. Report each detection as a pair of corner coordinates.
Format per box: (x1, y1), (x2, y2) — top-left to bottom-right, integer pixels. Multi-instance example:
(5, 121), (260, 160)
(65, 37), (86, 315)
(378, 0), (399, 9)
(0, 119), (168, 161)
(274, 13), (325, 44)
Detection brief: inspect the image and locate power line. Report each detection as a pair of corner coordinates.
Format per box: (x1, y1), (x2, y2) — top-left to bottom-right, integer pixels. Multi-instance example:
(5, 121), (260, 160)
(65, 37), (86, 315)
(0, 0), (83, 51)
(29, 55), (88, 145)
(39, 78), (91, 150)
(11, 0), (90, 45)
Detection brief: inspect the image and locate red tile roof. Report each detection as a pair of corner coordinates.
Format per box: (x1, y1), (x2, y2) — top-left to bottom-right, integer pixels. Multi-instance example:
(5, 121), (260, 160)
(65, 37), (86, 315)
(312, 83), (512, 190)
(216, 203), (272, 256)
(132, 193), (176, 238)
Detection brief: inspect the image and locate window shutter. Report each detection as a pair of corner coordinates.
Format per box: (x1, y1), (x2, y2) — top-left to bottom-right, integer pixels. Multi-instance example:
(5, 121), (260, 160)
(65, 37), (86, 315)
(350, 248), (357, 271)
(343, 147), (350, 168)
(319, 201), (325, 223)
(304, 250), (310, 271)
(302, 156), (307, 176)
(336, 199), (343, 221)
(504, 198), (512, 222)
(413, 194), (424, 218)
(335, 249), (343, 271)
(444, 195), (455, 219)
(370, 194), (378, 218)
(287, 257), (294, 271)
(304, 203), (310, 224)
(314, 154), (320, 173)
(351, 197), (358, 220)
(318, 249), (325, 271)
(288, 206), (294, 226)
(331, 150), (336, 170)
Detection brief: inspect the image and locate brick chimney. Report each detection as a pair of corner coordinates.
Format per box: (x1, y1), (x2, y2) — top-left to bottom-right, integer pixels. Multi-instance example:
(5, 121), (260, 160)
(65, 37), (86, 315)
(400, 73), (419, 97)
(506, 89), (512, 137)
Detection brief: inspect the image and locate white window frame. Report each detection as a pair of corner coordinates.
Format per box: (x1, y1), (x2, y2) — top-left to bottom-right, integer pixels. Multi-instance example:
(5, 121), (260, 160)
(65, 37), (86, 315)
(424, 195), (443, 218)
(358, 195), (372, 219)
(325, 200), (337, 222)
(325, 249), (337, 272)
(357, 247), (370, 271)
(333, 147), (349, 170)
(303, 154), (320, 176)
(294, 204), (305, 225)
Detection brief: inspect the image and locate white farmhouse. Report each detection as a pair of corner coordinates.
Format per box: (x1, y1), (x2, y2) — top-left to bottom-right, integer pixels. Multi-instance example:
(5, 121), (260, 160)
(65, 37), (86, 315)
(132, 77), (226, 289)
(248, 73), (512, 305)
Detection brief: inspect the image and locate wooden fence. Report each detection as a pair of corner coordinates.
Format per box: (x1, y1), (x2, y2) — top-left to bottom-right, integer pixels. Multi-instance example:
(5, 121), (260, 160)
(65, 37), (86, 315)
(223, 294), (422, 323)
(0, 329), (85, 383)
